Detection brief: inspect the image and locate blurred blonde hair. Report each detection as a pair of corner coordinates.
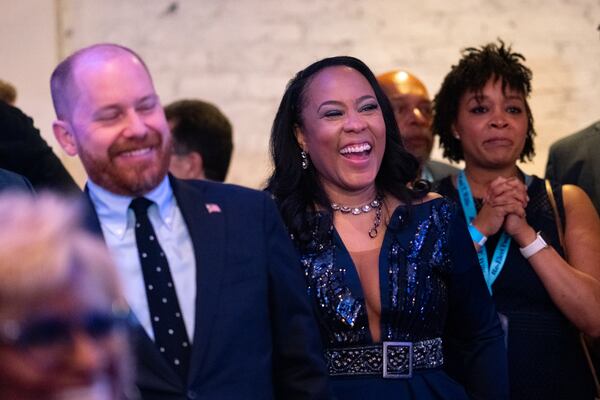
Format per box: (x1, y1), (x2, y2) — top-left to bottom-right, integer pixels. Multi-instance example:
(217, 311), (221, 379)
(0, 192), (123, 310)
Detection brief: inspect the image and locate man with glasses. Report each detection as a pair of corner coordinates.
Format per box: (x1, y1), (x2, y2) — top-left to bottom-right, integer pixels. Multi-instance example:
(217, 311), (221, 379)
(0, 193), (131, 400)
(377, 69), (458, 182)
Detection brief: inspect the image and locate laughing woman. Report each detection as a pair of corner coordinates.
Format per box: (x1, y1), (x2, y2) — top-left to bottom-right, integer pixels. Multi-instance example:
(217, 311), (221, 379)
(433, 41), (600, 400)
(266, 56), (508, 400)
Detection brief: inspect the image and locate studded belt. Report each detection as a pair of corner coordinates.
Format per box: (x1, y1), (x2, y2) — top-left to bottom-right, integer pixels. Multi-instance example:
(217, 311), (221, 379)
(325, 337), (444, 378)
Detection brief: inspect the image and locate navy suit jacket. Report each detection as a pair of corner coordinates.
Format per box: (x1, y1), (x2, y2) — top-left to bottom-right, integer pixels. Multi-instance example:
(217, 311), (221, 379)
(83, 176), (331, 400)
(0, 167), (34, 193)
(546, 121), (600, 214)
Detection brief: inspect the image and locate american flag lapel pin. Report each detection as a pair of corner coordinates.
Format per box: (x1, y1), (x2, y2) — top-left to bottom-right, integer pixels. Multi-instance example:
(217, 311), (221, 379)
(205, 203), (222, 214)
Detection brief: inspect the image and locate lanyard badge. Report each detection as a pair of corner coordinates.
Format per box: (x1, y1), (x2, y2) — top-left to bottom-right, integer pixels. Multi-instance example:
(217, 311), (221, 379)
(457, 171), (512, 294)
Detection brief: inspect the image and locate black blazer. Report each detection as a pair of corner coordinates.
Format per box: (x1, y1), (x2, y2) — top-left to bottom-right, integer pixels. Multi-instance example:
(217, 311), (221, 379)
(83, 176), (331, 400)
(0, 101), (79, 194)
(546, 121), (600, 214)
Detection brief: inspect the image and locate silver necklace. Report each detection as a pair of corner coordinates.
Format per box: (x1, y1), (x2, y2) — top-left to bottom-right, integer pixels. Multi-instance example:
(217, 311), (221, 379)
(331, 196), (381, 215)
(331, 193), (384, 238)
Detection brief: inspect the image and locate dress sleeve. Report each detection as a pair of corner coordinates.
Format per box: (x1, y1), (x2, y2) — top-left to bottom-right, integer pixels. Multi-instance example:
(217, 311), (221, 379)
(263, 192), (333, 399)
(443, 204), (509, 400)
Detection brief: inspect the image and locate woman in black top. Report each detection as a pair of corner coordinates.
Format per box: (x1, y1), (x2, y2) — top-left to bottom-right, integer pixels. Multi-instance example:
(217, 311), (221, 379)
(433, 40), (600, 399)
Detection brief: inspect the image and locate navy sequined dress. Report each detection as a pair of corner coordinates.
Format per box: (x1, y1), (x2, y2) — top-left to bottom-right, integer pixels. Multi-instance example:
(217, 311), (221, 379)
(296, 198), (508, 400)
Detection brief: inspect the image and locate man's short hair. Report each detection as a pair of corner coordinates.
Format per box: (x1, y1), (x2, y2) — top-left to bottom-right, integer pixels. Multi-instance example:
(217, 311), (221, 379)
(50, 43), (150, 120)
(0, 80), (17, 105)
(165, 99), (233, 182)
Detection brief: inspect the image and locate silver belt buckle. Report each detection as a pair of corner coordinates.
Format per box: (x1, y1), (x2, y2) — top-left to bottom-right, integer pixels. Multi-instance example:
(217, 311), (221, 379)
(383, 341), (413, 378)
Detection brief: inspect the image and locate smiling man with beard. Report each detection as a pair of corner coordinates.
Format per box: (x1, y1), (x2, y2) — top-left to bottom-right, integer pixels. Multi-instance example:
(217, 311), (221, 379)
(50, 43), (331, 400)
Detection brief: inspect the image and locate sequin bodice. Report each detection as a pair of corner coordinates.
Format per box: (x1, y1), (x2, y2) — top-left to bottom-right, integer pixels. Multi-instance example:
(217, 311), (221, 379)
(299, 198), (456, 347)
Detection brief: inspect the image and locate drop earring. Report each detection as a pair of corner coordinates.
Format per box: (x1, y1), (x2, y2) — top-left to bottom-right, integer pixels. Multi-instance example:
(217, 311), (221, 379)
(301, 151), (309, 170)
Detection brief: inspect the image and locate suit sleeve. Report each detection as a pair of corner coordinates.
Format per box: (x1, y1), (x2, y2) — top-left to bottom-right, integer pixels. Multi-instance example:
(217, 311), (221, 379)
(262, 193), (333, 400)
(0, 102), (80, 194)
(18, 173), (35, 193)
(443, 206), (509, 400)
(0, 168), (35, 193)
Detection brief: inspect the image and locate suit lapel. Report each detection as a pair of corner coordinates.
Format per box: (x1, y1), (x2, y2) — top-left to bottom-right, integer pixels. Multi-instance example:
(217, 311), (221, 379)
(82, 187), (183, 389)
(82, 188), (103, 236)
(170, 176), (226, 384)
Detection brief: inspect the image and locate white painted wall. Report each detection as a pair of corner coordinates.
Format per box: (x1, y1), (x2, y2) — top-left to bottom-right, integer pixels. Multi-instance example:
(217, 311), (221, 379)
(0, 0), (85, 185)
(4, 1), (600, 188)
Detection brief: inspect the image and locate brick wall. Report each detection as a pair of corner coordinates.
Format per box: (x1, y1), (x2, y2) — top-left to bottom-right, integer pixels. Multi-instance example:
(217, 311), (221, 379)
(56, 0), (600, 188)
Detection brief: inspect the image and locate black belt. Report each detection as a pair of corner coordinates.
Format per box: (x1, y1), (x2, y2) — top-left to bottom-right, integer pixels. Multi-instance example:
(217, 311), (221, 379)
(325, 337), (443, 378)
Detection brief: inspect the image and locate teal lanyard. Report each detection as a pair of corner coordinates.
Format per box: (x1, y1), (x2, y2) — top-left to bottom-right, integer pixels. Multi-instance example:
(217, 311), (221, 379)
(457, 171), (511, 294)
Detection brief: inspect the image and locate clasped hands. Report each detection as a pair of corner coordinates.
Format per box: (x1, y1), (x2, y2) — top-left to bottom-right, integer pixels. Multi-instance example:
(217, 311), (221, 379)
(471, 177), (537, 245)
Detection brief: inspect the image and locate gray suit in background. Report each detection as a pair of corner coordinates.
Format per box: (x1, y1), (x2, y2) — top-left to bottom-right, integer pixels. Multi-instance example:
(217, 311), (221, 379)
(546, 121), (600, 214)
(424, 159), (460, 183)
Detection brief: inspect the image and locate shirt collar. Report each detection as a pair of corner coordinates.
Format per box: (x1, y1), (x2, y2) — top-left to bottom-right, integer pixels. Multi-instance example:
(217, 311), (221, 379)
(87, 176), (176, 239)
(420, 164), (434, 182)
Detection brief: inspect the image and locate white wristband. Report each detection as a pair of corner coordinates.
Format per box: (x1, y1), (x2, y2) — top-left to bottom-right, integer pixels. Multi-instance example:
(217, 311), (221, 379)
(519, 232), (548, 259)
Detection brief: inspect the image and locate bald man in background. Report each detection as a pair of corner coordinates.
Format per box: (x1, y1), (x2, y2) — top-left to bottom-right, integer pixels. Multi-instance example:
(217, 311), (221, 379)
(377, 69), (458, 182)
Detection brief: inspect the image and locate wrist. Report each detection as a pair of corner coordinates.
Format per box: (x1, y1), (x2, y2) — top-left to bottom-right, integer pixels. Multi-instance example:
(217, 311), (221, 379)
(468, 223), (488, 247)
(519, 231), (549, 259)
(513, 226), (537, 247)
(471, 219), (493, 238)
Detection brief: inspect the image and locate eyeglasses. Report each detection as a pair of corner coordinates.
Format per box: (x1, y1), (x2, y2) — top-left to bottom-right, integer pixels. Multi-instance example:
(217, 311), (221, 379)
(0, 308), (129, 353)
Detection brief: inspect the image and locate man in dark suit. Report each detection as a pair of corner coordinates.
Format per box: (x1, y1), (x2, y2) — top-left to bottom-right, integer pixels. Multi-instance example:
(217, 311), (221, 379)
(0, 167), (34, 192)
(165, 99), (233, 182)
(0, 100), (79, 194)
(50, 43), (331, 400)
(546, 120), (600, 214)
(377, 69), (459, 182)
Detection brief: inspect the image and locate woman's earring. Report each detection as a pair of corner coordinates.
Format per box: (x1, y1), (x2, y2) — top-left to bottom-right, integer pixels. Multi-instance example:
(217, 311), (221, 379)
(301, 151), (309, 170)
(453, 131), (460, 140)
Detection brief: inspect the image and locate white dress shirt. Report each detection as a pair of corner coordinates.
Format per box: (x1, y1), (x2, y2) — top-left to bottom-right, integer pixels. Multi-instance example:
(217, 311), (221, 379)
(88, 177), (196, 341)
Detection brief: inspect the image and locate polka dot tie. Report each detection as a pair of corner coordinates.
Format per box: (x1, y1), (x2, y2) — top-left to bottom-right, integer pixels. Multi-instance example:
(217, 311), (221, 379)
(130, 197), (190, 381)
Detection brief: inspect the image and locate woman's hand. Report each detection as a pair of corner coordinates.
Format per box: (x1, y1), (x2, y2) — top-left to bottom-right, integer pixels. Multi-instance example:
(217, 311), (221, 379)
(472, 177), (528, 237)
(500, 178), (534, 242)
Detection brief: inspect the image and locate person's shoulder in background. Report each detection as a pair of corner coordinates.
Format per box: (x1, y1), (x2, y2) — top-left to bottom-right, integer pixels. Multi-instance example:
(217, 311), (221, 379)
(0, 167), (34, 193)
(426, 159), (459, 182)
(0, 101), (80, 194)
(549, 120), (600, 157)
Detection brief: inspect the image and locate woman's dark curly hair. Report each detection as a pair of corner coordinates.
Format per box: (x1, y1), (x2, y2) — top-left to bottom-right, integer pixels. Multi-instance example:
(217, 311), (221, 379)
(266, 56), (426, 248)
(432, 40), (536, 162)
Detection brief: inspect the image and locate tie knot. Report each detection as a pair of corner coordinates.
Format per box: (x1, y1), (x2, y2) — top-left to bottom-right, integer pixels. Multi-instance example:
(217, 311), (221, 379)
(129, 197), (154, 217)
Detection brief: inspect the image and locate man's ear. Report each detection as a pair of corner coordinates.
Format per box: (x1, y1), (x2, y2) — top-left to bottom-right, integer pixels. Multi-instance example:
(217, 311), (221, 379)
(52, 120), (79, 156)
(187, 151), (205, 180)
(294, 124), (307, 152)
(169, 151), (205, 180)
